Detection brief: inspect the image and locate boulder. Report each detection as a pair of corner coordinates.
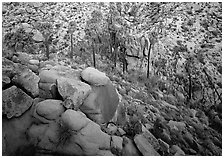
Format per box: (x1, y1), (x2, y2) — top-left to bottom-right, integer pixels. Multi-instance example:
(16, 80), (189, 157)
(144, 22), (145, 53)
(39, 82), (59, 99)
(134, 134), (160, 156)
(80, 81), (119, 124)
(39, 88), (55, 100)
(3, 103), (35, 155)
(3, 86), (33, 118)
(81, 67), (110, 86)
(2, 57), (17, 79)
(75, 121), (111, 155)
(111, 136), (123, 154)
(28, 123), (59, 152)
(142, 129), (160, 151)
(39, 66), (81, 84)
(61, 110), (90, 131)
(39, 69), (60, 83)
(122, 136), (140, 156)
(12, 67), (40, 97)
(29, 122), (84, 155)
(35, 99), (65, 120)
(57, 78), (92, 109)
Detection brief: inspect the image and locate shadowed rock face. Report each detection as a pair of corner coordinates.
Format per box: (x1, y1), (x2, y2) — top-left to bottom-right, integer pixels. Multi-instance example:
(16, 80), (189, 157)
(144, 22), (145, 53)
(97, 81), (119, 123)
(80, 80), (119, 124)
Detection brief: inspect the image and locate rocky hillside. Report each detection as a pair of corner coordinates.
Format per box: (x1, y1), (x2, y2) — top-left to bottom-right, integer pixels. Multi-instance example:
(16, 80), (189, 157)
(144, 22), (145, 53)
(2, 51), (222, 156)
(2, 2), (222, 156)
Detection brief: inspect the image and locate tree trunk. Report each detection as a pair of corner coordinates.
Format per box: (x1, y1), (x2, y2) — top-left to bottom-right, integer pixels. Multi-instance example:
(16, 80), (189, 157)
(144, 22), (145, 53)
(92, 43), (96, 68)
(147, 43), (152, 78)
(188, 73), (192, 100)
(70, 33), (73, 59)
(45, 43), (49, 59)
(114, 46), (118, 68)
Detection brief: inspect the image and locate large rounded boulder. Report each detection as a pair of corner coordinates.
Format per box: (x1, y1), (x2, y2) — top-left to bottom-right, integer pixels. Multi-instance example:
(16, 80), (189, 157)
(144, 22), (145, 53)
(80, 67), (120, 124)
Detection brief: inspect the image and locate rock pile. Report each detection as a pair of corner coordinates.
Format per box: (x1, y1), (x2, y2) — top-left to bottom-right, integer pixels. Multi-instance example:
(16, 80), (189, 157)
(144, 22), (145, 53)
(2, 53), (122, 155)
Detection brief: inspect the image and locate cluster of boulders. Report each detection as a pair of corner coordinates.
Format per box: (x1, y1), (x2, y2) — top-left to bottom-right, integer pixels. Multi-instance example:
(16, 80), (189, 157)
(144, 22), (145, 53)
(2, 52), (222, 156)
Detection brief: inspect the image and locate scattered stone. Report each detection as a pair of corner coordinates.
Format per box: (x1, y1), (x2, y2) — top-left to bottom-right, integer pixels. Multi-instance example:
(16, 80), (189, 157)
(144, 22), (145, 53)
(3, 86), (33, 118)
(167, 120), (186, 131)
(12, 56), (20, 63)
(20, 23), (44, 42)
(188, 148), (197, 155)
(158, 138), (169, 153)
(164, 94), (177, 105)
(35, 99), (65, 120)
(107, 123), (118, 135)
(183, 131), (194, 146)
(16, 52), (31, 65)
(28, 64), (39, 73)
(114, 100), (128, 126)
(57, 78), (92, 109)
(170, 145), (185, 156)
(29, 59), (40, 65)
(195, 110), (209, 126)
(190, 108), (198, 118)
(134, 134), (160, 156)
(159, 100), (178, 110)
(176, 91), (185, 101)
(2, 76), (11, 89)
(117, 127), (126, 136)
(81, 67), (110, 86)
